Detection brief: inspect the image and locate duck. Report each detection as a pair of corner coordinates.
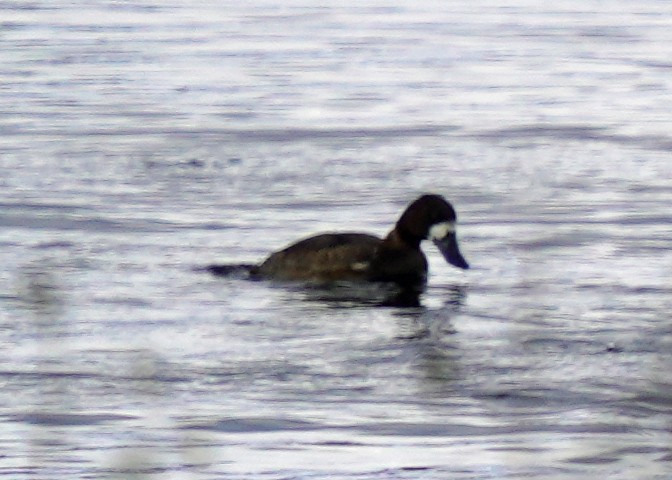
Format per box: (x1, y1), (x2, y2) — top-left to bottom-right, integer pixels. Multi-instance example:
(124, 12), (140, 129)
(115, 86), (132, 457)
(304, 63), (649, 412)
(208, 194), (469, 291)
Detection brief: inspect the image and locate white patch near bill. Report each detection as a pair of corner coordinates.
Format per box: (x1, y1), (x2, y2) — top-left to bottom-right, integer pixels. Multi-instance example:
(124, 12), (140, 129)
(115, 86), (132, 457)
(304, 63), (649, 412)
(428, 221), (455, 240)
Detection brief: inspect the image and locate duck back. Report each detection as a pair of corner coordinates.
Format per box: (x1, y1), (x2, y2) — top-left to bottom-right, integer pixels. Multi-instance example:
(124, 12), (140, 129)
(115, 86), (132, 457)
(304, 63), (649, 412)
(254, 233), (381, 282)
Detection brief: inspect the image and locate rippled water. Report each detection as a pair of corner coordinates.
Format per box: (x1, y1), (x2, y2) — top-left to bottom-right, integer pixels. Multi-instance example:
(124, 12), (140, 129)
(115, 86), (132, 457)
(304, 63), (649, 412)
(1, 1), (672, 479)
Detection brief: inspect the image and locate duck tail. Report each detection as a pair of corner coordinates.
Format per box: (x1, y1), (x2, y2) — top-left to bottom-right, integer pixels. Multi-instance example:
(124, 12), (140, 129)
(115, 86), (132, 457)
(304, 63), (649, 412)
(202, 263), (259, 279)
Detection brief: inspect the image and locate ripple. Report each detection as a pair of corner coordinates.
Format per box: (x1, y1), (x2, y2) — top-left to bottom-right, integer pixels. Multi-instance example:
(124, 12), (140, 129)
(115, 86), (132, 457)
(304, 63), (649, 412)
(14, 412), (136, 426)
(182, 416), (319, 433)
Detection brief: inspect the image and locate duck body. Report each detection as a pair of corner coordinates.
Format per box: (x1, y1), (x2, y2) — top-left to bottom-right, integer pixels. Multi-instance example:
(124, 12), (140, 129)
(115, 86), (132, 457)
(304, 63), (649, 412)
(244, 194), (469, 290)
(253, 231), (428, 288)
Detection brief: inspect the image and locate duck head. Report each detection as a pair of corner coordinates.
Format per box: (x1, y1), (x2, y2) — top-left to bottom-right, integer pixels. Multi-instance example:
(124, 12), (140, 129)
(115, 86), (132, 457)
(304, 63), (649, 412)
(396, 194), (470, 270)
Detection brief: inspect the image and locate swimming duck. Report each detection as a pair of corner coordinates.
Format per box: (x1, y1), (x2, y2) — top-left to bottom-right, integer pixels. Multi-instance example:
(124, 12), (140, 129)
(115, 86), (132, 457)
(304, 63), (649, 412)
(209, 194), (468, 290)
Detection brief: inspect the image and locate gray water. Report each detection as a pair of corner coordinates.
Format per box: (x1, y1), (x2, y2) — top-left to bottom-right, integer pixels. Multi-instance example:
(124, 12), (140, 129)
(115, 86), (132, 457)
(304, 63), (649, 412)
(1, 1), (672, 479)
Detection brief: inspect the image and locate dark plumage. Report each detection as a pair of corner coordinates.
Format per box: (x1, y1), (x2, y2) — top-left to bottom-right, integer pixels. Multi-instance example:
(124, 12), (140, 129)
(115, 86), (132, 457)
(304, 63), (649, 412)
(231, 194), (469, 290)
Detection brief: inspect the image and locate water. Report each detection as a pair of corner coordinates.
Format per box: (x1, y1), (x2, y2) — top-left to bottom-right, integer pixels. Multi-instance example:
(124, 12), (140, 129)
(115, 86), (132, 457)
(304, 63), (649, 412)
(1, 1), (672, 479)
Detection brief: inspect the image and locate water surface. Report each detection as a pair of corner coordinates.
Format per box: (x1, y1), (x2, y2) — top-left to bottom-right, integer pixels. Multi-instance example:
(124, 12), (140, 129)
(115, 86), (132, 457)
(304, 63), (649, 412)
(1, 1), (672, 479)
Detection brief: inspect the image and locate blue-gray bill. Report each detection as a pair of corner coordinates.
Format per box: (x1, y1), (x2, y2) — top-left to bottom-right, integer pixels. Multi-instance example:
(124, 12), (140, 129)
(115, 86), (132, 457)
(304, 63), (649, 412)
(433, 234), (470, 270)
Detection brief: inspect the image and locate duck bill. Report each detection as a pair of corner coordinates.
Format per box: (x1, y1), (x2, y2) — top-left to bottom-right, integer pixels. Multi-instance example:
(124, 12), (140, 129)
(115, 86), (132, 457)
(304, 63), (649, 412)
(433, 233), (469, 270)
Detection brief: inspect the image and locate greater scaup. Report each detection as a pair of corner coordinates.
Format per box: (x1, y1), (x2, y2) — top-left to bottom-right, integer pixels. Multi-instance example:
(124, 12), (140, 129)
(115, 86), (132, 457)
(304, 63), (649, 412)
(208, 194), (469, 291)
